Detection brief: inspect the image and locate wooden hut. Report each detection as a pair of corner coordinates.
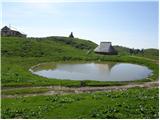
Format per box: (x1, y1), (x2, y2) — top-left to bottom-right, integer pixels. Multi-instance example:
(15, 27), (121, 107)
(94, 42), (117, 55)
(1, 26), (26, 37)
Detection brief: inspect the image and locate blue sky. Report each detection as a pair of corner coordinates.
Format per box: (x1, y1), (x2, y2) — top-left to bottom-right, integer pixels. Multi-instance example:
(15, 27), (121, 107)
(2, 1), (158, 49)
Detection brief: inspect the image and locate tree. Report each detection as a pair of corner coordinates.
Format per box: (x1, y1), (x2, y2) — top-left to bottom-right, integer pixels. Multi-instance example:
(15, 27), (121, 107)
(140, 49), (144, 55)
(129, 48), (134, 55)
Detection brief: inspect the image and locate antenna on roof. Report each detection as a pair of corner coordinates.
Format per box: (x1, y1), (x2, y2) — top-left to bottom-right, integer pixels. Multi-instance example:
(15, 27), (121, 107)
(9, 24), (17, 31)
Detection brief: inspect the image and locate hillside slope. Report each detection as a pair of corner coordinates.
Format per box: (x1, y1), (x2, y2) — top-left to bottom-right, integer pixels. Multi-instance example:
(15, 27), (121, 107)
(2, 36), (159, 60)
(2, 36), (97, 58)
(114, 45), (159, 60)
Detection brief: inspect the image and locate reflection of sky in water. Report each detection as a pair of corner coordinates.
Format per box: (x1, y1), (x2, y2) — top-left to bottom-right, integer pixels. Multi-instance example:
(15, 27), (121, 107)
(32, 63), (152, 81)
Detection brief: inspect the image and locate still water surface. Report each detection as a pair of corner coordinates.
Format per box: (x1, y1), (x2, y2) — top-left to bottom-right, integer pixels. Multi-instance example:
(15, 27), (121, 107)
(30, 62), (152, 81)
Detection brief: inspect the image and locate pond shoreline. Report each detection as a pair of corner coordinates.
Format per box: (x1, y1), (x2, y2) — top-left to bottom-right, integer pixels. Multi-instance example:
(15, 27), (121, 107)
(2, 55), (159, 88)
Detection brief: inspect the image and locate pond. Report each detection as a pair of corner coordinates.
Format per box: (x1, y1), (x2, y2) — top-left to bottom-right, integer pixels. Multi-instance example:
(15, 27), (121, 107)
(30, 62), (152, 81)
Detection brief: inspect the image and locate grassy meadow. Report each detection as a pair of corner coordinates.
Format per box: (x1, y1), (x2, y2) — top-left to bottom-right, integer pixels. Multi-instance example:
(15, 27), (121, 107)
(1, 36), (159, 119)
(2, 88), (158, 119)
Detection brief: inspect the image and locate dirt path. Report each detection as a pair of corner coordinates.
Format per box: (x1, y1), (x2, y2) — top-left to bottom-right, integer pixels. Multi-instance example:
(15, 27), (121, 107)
(2, 81), (158, 98)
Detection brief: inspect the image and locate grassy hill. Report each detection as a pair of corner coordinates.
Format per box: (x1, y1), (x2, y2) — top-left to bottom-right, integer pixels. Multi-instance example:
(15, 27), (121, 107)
(114, 45), (159, 60)
(2, 36), (158, 60)
(1, 36), (97, 58)
(140, 48), (159, 60)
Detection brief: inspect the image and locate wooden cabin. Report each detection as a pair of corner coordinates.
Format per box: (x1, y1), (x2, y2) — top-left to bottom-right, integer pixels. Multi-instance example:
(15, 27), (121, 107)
(1, 26), (26, 37)
(94, 42), (118, 55)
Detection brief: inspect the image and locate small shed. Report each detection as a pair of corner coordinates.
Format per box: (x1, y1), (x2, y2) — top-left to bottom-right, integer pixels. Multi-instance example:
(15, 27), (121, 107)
(94, 42), (117, 55)
(1, 26), (26, 37)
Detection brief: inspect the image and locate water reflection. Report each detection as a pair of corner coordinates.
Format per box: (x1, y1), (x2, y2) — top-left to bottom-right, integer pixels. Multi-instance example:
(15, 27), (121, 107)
(30, 62), (152, 81)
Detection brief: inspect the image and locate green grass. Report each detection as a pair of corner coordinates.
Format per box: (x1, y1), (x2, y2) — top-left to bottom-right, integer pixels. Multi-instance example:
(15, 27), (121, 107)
(1, 36), (159, 119)
(136, 48), (159, 60)
(2, 36), (158, 59)
(1, 88), (158, 119)
(1, 36), (96, 57)
(114, 45), (159, 60)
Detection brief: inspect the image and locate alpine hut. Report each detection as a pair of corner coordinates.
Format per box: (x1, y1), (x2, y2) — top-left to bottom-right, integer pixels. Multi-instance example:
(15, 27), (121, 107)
(1, 26), (26, 37)
(94, 42), (117, 55)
